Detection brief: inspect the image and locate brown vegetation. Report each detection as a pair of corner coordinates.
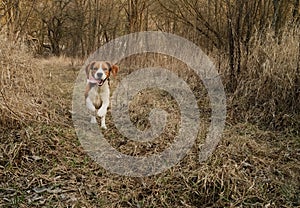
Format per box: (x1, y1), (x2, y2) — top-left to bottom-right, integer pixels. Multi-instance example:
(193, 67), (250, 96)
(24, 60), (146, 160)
(1, 0), (299, 128)
(0, 0), (299, 207)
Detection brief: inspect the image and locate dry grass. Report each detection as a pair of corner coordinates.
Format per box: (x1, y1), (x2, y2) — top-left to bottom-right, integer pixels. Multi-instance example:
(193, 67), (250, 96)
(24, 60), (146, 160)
(228, 27), (300, 131)
(0, 34), (72, 128)
(0, 34), (299, 207)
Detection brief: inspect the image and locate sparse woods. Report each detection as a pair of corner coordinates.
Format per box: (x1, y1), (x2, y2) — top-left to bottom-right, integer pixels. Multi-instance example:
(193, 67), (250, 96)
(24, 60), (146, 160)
(1, 0), (299, 128)
(0, 0), (299, 207)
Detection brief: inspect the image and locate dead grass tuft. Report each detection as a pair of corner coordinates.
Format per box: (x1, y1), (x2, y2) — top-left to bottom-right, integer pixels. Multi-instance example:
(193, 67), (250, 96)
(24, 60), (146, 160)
(229, 27), (300, 131)
(0, 33), (73, 128)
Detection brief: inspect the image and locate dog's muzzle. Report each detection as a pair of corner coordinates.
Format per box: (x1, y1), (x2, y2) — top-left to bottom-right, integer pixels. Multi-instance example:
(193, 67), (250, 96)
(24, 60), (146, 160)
(87, 76), (107, 86)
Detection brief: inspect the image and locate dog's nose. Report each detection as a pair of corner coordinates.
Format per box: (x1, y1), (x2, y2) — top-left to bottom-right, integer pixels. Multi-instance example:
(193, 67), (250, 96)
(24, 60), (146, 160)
(96, 72), (103, 78)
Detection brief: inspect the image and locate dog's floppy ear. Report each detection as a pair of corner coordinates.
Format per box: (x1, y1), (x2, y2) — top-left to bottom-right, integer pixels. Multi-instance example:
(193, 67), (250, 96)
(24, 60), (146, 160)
(106, 61), (119, 77)
(111, 64), (119, 77)
(105, 61), (112, 70)
(85, 61), (96, 78)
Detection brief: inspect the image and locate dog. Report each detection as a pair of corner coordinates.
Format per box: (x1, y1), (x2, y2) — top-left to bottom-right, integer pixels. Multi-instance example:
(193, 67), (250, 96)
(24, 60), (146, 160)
(85, 61), (119, 129)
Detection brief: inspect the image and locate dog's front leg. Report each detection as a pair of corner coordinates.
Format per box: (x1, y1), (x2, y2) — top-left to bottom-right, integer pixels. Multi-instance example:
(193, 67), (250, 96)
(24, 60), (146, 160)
(98, 103), (108, 129)
(97, 91), (109, 129)
(86, 97), (97, 124)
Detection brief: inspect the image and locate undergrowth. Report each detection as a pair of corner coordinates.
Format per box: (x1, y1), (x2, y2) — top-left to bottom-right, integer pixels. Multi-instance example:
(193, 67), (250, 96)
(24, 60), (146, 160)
(0, 30), (299, 207)
(228, 27), (300, 131)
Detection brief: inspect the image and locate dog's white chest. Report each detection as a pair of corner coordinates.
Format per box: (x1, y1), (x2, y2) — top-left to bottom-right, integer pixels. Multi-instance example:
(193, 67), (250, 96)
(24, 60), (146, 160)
(88, 83), (109, 109)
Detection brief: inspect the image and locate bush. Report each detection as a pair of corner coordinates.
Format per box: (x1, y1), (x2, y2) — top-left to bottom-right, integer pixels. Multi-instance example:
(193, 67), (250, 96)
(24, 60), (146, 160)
(229, 27), (300, 131)
(0, 34), (49, 127)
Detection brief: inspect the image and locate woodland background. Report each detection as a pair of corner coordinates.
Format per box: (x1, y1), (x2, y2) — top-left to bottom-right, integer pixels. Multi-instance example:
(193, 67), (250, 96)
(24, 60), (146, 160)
(1, 0), (299, 129)
(0, 0), (299, 207)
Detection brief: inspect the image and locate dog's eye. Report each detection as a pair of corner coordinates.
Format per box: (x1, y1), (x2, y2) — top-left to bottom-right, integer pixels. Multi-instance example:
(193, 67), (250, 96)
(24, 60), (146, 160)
(103, 68), (108, 71)
(92, 67), (98, 70)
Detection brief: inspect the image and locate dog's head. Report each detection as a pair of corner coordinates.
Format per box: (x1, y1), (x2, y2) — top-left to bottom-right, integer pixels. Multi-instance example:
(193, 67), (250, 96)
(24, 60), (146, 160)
(85, 61), (119, 86)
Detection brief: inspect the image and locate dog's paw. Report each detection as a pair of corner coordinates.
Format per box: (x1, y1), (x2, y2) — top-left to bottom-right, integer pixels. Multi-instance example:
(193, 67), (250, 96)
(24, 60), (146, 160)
(90, 116), (97, 124)
(101, 124), (107, 130)
(97, 108), (107, 118)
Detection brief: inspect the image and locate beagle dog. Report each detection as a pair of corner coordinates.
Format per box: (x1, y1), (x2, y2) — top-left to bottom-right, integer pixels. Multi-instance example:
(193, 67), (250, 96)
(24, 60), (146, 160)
(85, 61), (119, 129)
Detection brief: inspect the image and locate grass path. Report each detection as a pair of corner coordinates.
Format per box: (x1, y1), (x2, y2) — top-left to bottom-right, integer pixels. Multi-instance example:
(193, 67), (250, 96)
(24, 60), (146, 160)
(1, 59), (299, 207)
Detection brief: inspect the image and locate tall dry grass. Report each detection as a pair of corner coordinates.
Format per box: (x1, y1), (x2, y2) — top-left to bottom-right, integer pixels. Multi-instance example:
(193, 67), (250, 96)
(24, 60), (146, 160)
(0, 33), (71, 128)
(0, 32), (299, 208)
(1, 27), (298, 132)
(229, 27), (300, 131)
(119, 28), (300, 132)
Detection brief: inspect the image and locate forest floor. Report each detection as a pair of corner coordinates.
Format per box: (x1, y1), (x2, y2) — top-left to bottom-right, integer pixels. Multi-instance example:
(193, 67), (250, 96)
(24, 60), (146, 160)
(1, 58), (299, 208)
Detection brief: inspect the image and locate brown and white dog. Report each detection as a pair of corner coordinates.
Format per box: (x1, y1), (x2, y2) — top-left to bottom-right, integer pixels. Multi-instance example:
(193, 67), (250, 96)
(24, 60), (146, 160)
(85, 61), (119, 129)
